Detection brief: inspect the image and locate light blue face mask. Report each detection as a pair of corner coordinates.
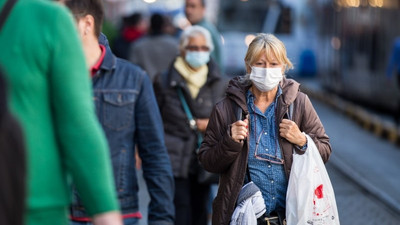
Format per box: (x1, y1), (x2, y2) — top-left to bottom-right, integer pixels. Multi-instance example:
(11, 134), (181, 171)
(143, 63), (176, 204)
(185, 51), (210, 68)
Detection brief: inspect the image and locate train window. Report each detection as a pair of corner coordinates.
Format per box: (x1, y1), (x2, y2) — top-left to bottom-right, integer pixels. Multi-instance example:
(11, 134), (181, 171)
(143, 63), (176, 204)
(274, 6), (292, 34)
(217, 0), (268, 33)
(217, 0), (292, 34)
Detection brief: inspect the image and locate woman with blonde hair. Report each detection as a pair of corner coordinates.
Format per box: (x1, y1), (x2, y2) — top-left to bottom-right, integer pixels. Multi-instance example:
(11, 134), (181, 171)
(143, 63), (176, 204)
(198, 33), (332, 225)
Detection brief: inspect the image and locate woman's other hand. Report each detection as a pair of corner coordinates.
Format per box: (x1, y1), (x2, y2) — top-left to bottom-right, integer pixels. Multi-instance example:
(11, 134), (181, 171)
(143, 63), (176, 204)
(92, 211), (123, 225)
(279, 119), (306, 146)
(231, 119), (248, 143)
(196, 118), (209, 133)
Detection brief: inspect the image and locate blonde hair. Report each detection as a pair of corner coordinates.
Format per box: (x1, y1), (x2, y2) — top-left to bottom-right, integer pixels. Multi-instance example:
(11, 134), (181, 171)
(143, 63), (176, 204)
(244, 33), (293, 74)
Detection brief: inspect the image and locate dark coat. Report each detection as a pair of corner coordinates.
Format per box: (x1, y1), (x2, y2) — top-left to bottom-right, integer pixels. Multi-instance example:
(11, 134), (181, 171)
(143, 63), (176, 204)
(198, 76), (332, 225)
(154, 58), (228, 178)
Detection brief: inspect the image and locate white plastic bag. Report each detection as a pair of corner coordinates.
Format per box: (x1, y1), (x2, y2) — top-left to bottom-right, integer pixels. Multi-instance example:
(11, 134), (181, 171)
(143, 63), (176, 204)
(286, 135), (340, 225)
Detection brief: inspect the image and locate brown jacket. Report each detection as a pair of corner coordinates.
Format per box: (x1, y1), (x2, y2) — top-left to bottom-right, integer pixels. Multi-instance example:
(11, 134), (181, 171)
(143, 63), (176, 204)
(198, 76), (332, 225)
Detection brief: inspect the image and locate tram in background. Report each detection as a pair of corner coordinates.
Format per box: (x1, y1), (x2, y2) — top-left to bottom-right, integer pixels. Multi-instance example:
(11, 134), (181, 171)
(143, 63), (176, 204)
(317, 0), (400, 117)
(218, 0), (400, 119)
(217, 0), (319, 77)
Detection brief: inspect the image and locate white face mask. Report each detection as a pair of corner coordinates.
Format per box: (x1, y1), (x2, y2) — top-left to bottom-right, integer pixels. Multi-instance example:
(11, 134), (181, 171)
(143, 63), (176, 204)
(249, 67), (283, 92)
(185, 51), (210, 68)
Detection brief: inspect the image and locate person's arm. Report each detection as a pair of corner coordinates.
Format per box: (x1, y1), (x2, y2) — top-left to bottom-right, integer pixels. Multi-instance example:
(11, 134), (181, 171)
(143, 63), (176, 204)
(135, 73), (175, 225)
(48, 7), (120, 219)
(211, 32), (223, 70)
(301, 95), (332, 162)
(195, 118), (209, 133)
(153, 73), (165, 110)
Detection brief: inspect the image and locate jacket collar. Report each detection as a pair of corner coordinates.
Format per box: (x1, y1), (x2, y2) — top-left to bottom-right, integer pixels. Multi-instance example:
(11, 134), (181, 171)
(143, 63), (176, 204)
(99, 44), (116, 72)
(97, 33), (116, 73)
(279, 77), (300, 105)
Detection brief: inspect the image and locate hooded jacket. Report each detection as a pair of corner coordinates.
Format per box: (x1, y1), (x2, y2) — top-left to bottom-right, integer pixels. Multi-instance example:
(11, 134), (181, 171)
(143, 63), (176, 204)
(198, 76), (331, 225)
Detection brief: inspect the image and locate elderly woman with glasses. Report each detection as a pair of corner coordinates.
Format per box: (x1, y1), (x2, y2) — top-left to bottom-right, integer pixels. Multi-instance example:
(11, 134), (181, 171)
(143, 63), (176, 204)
(198, 33), (332, 225)
(153, 25), (227, 225)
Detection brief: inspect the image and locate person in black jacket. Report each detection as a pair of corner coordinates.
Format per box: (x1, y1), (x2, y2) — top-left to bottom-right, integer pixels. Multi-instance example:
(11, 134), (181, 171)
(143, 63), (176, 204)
(0, 67), (26, 225)
(154, 25), (228, 225)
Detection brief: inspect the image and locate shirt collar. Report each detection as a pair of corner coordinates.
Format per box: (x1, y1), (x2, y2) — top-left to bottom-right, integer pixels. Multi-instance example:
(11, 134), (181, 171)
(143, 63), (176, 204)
(90, 44), (106, 77)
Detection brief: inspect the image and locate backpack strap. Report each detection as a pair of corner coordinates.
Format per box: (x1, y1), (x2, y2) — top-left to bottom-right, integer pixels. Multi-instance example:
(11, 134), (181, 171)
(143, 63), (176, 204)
(230, 100), (252, 182)
(0, 0), (18, 32)
(288, 102), (294, 120)
(230, 99), (243, 121)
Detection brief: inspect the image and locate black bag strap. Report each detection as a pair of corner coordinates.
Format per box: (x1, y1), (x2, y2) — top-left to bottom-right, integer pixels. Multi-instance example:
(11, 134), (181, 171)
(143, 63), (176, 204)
(230, 100), (253, 182)
(0, 0), (17, 31)
(288, 102), (293, 120)
(231, 100), (243, 121)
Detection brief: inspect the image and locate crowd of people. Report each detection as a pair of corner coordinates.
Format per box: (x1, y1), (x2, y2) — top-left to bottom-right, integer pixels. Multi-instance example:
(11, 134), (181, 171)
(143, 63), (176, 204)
(0, 0), (331, 225)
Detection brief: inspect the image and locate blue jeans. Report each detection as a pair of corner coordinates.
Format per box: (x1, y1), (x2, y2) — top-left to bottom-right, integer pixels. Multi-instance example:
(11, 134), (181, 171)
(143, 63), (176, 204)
(70, 217), (139, 225)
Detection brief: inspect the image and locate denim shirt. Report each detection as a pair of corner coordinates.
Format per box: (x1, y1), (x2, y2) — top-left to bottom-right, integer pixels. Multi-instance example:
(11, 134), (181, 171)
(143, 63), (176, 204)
(246, 87), (288, 215)
(70, 35), (174, 225)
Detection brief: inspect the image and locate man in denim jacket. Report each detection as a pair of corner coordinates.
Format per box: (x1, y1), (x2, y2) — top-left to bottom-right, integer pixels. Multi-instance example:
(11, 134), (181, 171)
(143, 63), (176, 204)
(61, 1), (175, 224)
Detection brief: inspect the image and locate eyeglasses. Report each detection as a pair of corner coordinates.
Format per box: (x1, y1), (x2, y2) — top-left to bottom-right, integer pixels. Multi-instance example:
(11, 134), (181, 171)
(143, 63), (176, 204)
(185, 45), (210, 52)
(253, 128), (284, 165)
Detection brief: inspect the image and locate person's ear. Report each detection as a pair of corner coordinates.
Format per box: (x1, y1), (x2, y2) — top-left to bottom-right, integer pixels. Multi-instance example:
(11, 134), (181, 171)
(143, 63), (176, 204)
(81, 14), (95, 36)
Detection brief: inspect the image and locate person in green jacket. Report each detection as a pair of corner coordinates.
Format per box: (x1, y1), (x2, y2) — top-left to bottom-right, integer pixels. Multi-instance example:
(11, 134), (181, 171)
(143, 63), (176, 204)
(0, 1), (122, 225)
(185, 0), (224, 72)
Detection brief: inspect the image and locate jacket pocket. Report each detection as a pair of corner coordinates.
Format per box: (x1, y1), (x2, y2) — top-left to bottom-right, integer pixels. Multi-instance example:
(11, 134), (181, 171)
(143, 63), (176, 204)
(103, 92), (136, 130)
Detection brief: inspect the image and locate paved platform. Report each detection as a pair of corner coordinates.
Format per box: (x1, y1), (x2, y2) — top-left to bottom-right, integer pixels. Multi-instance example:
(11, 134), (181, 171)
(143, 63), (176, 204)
(327, 163), (400, 225)
(300, 79), (400, 146)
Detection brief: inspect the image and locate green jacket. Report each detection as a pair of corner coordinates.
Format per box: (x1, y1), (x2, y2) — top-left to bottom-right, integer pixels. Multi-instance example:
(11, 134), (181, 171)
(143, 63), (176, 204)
(197, 18), (224, 72)
(0, 0), (118, 220)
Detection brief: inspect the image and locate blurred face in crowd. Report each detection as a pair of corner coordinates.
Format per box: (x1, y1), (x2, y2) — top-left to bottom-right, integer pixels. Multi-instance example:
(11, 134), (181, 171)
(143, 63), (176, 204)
(184, 35), (210, 55)
(185, 0), (205, 25)
(183, 34), (210, 69)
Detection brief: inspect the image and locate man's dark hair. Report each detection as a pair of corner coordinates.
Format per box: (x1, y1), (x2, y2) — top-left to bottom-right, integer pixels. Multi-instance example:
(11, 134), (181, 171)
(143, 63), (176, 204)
(149, 13), (165, 35)
(123, 12), (143, 27)
(64, 0), (104, 37)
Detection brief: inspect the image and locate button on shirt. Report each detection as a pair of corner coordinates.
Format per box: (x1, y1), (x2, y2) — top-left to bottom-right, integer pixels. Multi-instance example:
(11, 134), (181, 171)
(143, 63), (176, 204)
(246, 88), (288, 214)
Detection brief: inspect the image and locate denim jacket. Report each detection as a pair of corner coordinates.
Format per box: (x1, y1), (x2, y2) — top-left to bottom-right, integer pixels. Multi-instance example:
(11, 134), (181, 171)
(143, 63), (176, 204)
(70, 36), (175, 225)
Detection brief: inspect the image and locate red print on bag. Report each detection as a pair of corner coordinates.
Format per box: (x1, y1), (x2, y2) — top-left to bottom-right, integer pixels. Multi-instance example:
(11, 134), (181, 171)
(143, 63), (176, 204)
(315, 185), (324, 199)
(313, 185), (324, 207)
(312, 184), (332, 219)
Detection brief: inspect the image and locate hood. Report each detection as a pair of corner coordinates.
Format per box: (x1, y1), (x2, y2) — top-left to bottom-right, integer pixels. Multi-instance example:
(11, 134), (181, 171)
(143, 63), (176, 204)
(279, 77), (300, 105)
(226, 75), (300, 113)
(226, 76), (251, 113)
